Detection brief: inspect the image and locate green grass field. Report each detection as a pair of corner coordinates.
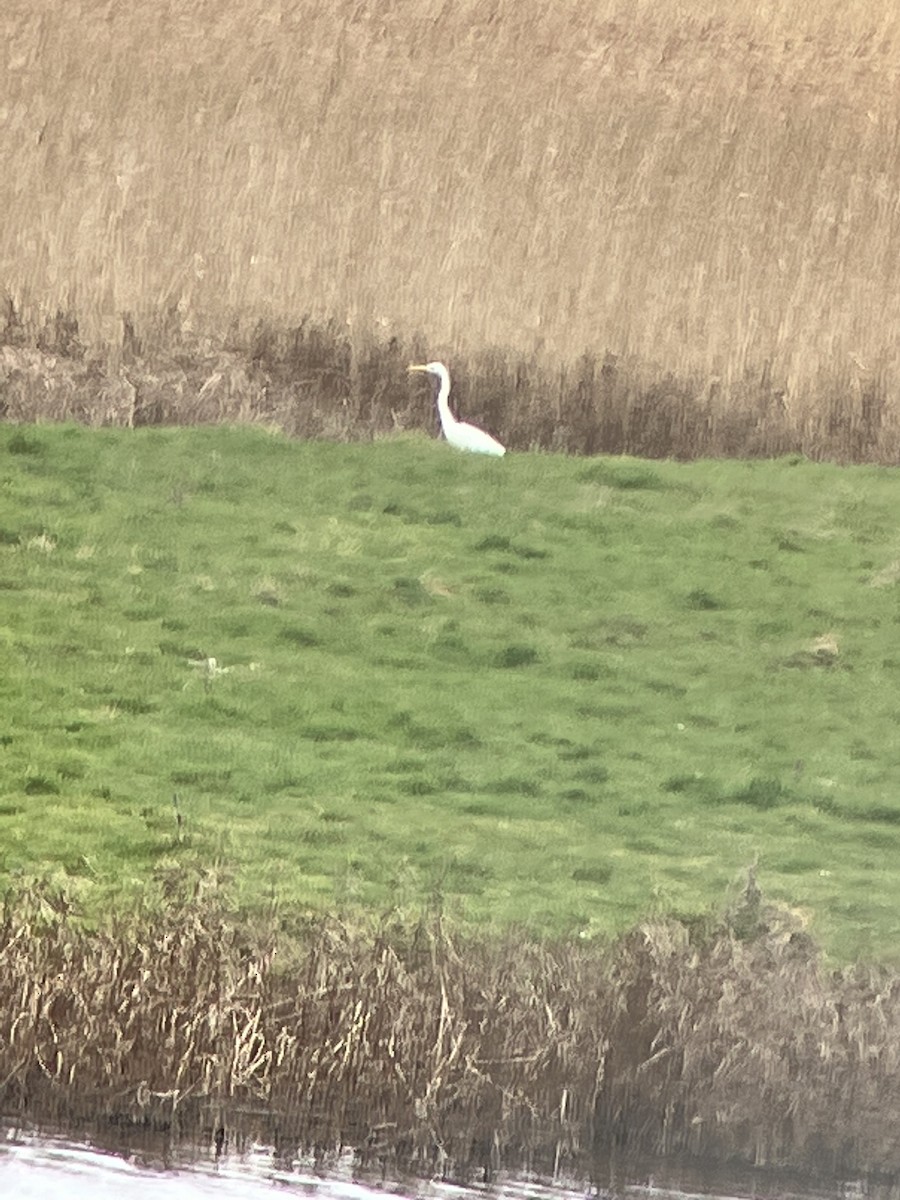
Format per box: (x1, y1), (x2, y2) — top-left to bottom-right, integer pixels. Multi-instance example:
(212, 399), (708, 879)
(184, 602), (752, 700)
(2, 423), (899, 959)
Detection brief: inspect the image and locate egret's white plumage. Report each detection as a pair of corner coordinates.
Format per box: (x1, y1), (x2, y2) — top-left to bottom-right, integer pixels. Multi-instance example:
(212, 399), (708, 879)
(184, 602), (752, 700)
(408, 362), (506, 457)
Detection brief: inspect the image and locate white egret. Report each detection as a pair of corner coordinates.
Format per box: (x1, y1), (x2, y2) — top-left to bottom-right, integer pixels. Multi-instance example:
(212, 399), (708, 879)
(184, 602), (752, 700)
(408, 362), (506, 456)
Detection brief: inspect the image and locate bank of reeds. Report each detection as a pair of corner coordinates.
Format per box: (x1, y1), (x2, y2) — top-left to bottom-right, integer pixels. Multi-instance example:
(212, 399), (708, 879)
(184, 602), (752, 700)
(2, 312), (897, 461)
(3, 0), (900, 460)
(1, 871), (899, 1182)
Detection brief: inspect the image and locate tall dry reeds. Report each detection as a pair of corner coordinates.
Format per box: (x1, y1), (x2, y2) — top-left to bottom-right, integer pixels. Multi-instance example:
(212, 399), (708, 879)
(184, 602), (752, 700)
(1, 872), (899, 1182)
(3, 0), (900, 457)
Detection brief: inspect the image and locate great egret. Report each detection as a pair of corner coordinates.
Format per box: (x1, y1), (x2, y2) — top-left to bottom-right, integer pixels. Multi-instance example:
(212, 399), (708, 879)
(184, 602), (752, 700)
(408, 362), (506, 456)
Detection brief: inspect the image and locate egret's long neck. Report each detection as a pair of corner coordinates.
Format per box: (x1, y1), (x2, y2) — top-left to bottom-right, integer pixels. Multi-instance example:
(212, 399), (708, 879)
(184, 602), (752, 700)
(434, 370), (455, 432)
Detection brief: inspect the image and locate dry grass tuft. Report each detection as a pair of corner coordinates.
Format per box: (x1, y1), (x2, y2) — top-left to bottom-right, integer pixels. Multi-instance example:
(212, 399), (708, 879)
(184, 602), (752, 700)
(3, 0), (900, 457)
(1, 872), (899, 1181)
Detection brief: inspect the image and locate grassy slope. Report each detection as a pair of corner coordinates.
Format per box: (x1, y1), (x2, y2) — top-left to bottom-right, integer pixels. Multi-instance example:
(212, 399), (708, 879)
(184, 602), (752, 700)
(2, 423), (899, 959)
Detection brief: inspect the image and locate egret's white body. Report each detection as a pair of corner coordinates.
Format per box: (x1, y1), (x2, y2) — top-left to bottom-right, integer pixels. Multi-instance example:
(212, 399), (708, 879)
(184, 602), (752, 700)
(408, 362), (506, 457)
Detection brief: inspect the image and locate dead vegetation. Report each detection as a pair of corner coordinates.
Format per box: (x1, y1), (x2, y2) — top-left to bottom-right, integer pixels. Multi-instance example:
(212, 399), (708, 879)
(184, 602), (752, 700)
(1, 310), (897, 461)
(1, 872), (899, 1182)
(3, 0), (900, 458)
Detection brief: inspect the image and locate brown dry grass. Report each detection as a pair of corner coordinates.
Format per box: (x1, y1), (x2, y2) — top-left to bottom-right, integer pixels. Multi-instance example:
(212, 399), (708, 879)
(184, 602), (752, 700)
(1, 872), (899, 1181)
(3, 0), (900, 457)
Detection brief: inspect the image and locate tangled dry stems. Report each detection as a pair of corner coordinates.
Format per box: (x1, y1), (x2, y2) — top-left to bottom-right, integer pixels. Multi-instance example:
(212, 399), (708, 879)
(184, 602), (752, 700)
(1, 313), (896, 462)
(1, 874), (898, 1180)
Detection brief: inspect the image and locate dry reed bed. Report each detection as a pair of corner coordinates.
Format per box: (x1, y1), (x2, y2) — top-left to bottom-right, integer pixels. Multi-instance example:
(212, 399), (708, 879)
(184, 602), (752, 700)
(1, 314), (897, 461)
(1, 876), (899, 1181)
(3, 0), (900, 458)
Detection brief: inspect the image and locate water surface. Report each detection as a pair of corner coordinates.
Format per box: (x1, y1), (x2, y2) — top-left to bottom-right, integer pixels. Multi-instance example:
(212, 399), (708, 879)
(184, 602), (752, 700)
(0, 1125), (879, 1200)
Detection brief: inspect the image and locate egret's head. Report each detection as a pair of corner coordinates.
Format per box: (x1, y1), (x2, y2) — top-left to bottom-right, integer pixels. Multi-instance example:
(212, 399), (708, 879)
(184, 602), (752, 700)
(408, 361), (447, 378)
